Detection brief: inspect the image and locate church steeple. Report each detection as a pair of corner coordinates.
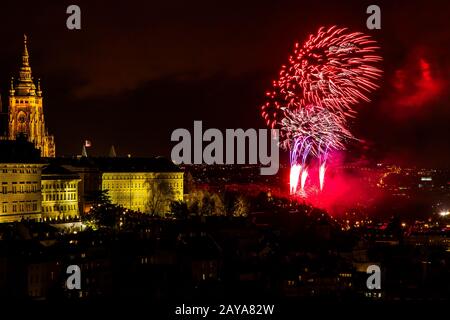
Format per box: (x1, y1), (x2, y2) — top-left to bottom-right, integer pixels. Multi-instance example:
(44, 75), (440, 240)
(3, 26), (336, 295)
(20, 34), (32, 82)
(14, 34), (36, 96)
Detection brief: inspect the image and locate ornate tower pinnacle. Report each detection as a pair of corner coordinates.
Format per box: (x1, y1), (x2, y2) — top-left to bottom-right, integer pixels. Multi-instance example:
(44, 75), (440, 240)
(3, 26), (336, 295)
(20, 34), (32, 83)
(37, 78), (42, 96)
(9, 77), (15, 96)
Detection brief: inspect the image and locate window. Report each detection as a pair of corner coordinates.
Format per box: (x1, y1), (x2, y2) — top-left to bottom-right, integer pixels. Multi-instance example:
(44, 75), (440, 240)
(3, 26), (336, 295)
(2, 203), (7, 213)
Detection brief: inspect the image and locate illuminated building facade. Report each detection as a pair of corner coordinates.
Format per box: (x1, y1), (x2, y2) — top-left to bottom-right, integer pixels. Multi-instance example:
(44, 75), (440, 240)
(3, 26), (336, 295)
(57, 157), (184, 215)
(0, 138), (43, 223)
(7, 35), (55, 157)
(102, 171), (184, 214)
(41, 165), (81, 221)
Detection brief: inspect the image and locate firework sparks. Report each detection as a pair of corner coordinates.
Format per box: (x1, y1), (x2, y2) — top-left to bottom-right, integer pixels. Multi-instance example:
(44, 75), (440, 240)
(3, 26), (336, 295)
(300, 168), (309, 192)
(261, 25), (382, 128)
(319, 162), (326, 191)
(282, 105), (354, 194)
(261, 25), (382, 196)
(279, 25), (382, 113)
(290, 164), (302, 195)
(280, 105), (354, 158)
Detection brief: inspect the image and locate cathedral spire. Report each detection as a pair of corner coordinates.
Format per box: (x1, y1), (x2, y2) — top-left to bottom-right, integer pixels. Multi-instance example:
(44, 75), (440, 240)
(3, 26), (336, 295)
(23, 34), (29, 66)
(19, 34), (32, 82)
(14, 34), (36, 95)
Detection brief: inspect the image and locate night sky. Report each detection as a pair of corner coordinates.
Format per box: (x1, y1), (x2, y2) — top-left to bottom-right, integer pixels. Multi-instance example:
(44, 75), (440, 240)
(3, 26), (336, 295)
(0, 0), (449, 167)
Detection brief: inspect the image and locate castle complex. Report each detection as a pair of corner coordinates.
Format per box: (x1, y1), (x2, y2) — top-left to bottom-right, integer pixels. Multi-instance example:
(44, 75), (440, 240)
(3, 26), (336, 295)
(1, 35), (55, 157)
(0, 36), (183, 223)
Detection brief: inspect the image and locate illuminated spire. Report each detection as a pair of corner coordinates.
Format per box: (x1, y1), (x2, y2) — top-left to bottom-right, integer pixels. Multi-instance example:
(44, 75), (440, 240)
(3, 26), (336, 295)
(20, 34), (32, 81)
(14, 34), (36, 95)
(23, 35), (29, 65)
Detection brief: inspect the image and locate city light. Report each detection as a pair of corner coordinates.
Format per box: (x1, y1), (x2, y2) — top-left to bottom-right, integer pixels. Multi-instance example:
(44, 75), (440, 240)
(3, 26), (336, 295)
(439, 210), (449, 217)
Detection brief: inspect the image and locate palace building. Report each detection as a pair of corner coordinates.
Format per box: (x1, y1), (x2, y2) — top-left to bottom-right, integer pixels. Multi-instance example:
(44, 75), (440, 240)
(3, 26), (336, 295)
(6, 35), (55, 157)
(61, 157), (184, 215)
(102, 171), (184, 214)
(0, 137), (44, 223)
(41, 164), (81, 221)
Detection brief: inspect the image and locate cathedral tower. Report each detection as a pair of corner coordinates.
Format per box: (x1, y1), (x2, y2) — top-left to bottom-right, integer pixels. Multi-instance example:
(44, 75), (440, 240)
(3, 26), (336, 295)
(8, 35), (55, 157)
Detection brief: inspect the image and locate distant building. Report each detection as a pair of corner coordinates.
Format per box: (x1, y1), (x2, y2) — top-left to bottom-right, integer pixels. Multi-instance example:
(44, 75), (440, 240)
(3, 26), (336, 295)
(41, 164), (81, 221)
(0, 137), (43, 223)
(0, 140), (183, 221)
(59, 157), (184, 215)
(102, 171), (183, 214)
(98, 158), (183, 214)
(60, 159), (101, 214)
(6, 35), (55, 157)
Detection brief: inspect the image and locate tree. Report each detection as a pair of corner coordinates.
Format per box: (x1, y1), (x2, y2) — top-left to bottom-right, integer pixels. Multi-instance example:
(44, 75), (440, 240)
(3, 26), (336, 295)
(84, 189), (112, 206)
(233, 195), (249, 217)
(145, 174), (175, 216)
(82, 202), (123, 230)
(186, 190), (225, 216)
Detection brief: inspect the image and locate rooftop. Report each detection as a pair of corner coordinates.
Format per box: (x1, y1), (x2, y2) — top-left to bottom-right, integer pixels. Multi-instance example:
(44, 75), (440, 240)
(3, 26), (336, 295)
(0, 137), (41, 163)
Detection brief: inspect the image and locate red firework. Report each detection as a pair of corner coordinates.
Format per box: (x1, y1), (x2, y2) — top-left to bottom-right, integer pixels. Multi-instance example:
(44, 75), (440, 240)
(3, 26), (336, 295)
(261, 26), (382, 128)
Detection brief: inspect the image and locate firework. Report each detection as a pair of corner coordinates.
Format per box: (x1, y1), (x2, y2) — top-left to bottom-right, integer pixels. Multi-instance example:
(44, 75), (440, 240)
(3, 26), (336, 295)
(261, 26), (382, 128)
(280, 105), (354, 158)
(262, 26), (382, 195)
(319, 162), (326, 191)
(284, 105), (354, 194)
(279, 25), (382, 113)
(290, 164), (302, 194)
(261, 82), (293, 129)
(300, 168), (309, 192)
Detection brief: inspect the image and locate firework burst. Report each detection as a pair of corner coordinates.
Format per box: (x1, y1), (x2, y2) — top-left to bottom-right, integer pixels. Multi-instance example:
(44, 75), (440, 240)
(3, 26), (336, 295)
(280, 105), (354, 158)
(261, 26), (382, 128)
(282, 105), (354, 194)
(261, 25), (382, 196)
(279, 26), (382, 112)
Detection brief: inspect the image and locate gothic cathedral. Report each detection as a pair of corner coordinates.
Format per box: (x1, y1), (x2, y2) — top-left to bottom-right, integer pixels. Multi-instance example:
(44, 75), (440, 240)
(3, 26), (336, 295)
(7, 35), (55, 157)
